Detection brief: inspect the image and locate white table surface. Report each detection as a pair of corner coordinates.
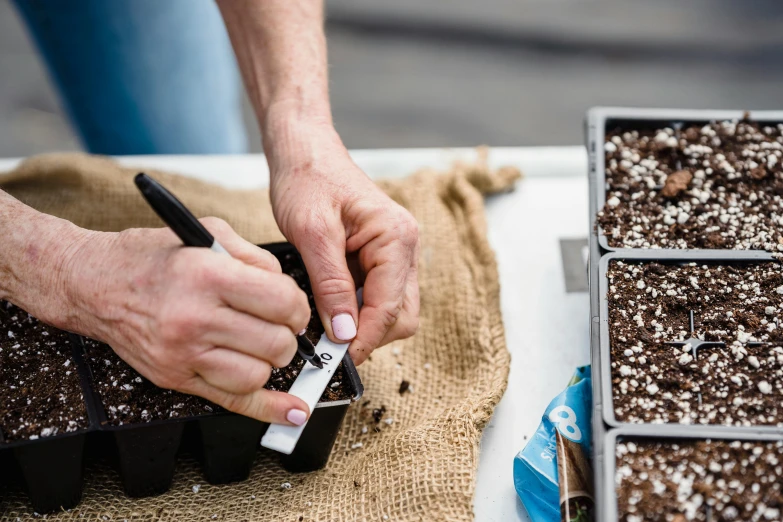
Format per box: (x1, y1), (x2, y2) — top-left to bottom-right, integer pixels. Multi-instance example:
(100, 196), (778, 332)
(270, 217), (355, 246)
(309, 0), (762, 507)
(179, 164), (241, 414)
(0, 146), (591, 521)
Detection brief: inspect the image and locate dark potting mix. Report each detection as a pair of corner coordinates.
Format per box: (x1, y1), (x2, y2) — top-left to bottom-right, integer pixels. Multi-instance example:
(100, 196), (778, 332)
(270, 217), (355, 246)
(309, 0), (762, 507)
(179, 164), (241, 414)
(597, 117), (783, 250)
(268, 250), (353, 403)
(0, 302), (88, 442)
(615, 437), (783, 522)
(83, 337), (219, 424)
(85, 250), (352, 425)
(607, 260), (783, 427)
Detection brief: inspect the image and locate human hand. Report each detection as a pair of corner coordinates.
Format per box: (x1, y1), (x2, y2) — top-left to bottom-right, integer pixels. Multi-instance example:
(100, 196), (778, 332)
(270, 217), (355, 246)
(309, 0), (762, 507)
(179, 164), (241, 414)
(58, 218), (313, 425)
(267, 125), (420, 364)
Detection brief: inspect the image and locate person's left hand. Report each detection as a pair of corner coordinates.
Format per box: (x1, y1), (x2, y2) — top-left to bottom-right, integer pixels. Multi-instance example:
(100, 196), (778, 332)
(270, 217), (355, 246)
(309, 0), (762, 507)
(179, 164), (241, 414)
(266, 124), (420, 364)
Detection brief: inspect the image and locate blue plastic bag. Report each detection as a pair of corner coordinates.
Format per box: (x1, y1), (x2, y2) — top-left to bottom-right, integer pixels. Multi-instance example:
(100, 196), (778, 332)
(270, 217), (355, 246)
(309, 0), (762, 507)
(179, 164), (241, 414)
(514, 366), (593, 522)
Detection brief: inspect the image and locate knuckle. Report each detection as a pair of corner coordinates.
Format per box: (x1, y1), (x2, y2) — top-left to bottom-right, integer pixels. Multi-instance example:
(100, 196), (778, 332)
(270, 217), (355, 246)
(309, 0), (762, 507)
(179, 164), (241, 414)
(253, 362), (273, 386)
(195, 259), (227, 288)
(399, 314), (419, 338)
(393, 212), (419, 248)
(170, 250), (220, 286)
(316, 276), (354, 299)
(300, 207), (332, 239)
(261, 251), (282, 272)
(222, 393), (251, 415)
(377, 301), (403, 328)
(294, 307), (311, 333)
(159, 308), (200, 345)
(279, 278), (311, 317)
(146, 365), (189, 391)
(235, 363), (271, 394)
(200, 216), (231, 235)
(267, 327), (297, 366)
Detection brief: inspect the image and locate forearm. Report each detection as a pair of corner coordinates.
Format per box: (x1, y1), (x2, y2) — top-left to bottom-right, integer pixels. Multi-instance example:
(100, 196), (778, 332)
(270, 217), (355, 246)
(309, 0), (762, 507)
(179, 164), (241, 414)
(0, 191), (90, 329)
(217, 0), (338, 170)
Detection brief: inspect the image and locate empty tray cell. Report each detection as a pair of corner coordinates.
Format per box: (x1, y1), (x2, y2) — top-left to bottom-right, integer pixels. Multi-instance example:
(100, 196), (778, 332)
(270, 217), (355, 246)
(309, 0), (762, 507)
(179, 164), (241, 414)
(607, 260), (783, 427)
(0, 302), (88, 441)
(615, 437), (783, 522)
(598, 117), (783, 251)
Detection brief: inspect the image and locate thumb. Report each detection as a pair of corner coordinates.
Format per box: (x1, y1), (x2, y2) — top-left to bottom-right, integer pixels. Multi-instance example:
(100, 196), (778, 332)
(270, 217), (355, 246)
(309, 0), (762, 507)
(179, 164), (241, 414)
(296, 228), (358, 343)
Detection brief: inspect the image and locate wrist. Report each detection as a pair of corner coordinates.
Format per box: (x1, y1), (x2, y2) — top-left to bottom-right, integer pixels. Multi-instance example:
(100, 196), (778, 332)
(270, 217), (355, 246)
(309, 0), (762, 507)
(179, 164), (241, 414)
(262, 101), (345, 172)
(52, 227), (107, 334)
(0, 202), (95, 330)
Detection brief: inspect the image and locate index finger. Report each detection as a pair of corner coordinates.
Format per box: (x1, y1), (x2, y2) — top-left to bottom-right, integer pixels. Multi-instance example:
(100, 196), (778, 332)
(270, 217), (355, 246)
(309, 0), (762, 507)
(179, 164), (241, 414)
(200, 217), (282, 273)
(349, 251), (410, 361)
(212, 258), (311, 334)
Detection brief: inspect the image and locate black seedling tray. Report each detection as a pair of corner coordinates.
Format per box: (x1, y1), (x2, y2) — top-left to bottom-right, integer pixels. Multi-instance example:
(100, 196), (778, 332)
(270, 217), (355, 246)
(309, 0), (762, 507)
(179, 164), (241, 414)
(0, 334), (96, 514)
(586, 107), (783, 520)
(0, 242), (363, 513)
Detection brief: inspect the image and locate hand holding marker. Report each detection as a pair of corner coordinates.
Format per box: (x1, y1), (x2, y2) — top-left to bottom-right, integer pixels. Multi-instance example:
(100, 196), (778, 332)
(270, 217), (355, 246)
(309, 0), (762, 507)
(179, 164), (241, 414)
(135, 173), (360, 452)
(133, 173), (323, 369)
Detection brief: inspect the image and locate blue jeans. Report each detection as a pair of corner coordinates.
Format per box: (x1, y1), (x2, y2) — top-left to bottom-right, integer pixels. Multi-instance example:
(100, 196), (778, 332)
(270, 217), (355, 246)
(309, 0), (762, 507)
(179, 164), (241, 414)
(13, 0), (248, 155)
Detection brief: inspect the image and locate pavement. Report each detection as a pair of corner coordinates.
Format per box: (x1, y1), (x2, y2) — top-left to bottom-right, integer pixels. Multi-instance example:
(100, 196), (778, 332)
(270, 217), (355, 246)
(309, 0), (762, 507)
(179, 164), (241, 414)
(1, 0), (783, 156)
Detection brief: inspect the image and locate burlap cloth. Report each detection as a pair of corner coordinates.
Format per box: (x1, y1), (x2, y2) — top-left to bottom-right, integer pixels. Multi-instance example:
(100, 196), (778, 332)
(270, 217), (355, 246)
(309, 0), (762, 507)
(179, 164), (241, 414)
(0, 152), (520, 522)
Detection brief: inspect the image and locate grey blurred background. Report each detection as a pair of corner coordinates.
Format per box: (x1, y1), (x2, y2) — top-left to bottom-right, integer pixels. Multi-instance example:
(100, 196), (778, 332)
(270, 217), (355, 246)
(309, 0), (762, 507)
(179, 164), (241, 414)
(2, 0), (783, 156)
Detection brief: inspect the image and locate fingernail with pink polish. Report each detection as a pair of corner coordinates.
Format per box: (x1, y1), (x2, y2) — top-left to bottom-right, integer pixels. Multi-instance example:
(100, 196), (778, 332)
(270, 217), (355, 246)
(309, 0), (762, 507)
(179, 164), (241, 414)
(286, 409), (308, 426)
(331, 313), (357, 341)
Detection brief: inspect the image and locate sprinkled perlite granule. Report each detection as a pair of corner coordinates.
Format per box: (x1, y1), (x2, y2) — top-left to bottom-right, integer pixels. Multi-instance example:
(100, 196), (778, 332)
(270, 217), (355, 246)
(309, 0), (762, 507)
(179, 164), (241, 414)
(616, 438), (783, 522)
(598, 118), (783, 251)
(608, 261), (783, 427)
(0, 302), (88, 442)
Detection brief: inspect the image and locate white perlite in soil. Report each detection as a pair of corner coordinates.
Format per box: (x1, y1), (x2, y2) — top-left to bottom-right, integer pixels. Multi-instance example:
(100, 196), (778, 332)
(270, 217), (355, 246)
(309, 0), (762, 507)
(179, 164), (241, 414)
(608, 261), (783, 427)
(0, 303), (88, 442)
(616, 438), (783, 522)
(598, 119), (783, 251)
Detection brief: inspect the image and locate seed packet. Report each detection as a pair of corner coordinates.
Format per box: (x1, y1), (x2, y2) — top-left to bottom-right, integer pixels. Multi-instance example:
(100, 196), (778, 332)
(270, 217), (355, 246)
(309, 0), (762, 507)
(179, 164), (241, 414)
(513, 366), (593, 522)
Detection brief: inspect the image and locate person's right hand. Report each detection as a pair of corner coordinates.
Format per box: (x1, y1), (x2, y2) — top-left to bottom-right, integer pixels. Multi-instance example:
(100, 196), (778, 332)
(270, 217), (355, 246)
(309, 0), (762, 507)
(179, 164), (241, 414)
(58, 217), (313, 426)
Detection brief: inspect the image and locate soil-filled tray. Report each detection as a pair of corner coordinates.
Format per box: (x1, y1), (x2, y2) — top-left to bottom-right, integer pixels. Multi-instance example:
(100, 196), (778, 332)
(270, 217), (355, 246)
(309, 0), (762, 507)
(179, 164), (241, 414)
(0, 242), (363, 513)
(599, 253), (783, 430)
(605, 429), (783, 522)
(588, 107), (783, 253)
(0, 302), (94, 513)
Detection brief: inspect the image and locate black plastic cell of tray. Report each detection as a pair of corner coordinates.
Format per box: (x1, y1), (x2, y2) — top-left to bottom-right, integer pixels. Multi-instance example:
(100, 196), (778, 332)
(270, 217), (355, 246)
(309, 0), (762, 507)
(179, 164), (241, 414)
(77, 341), (363, 497)
(0, 335), (96, 514)
(197, 413), (266, 484)
(0, 242), (364, 512)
